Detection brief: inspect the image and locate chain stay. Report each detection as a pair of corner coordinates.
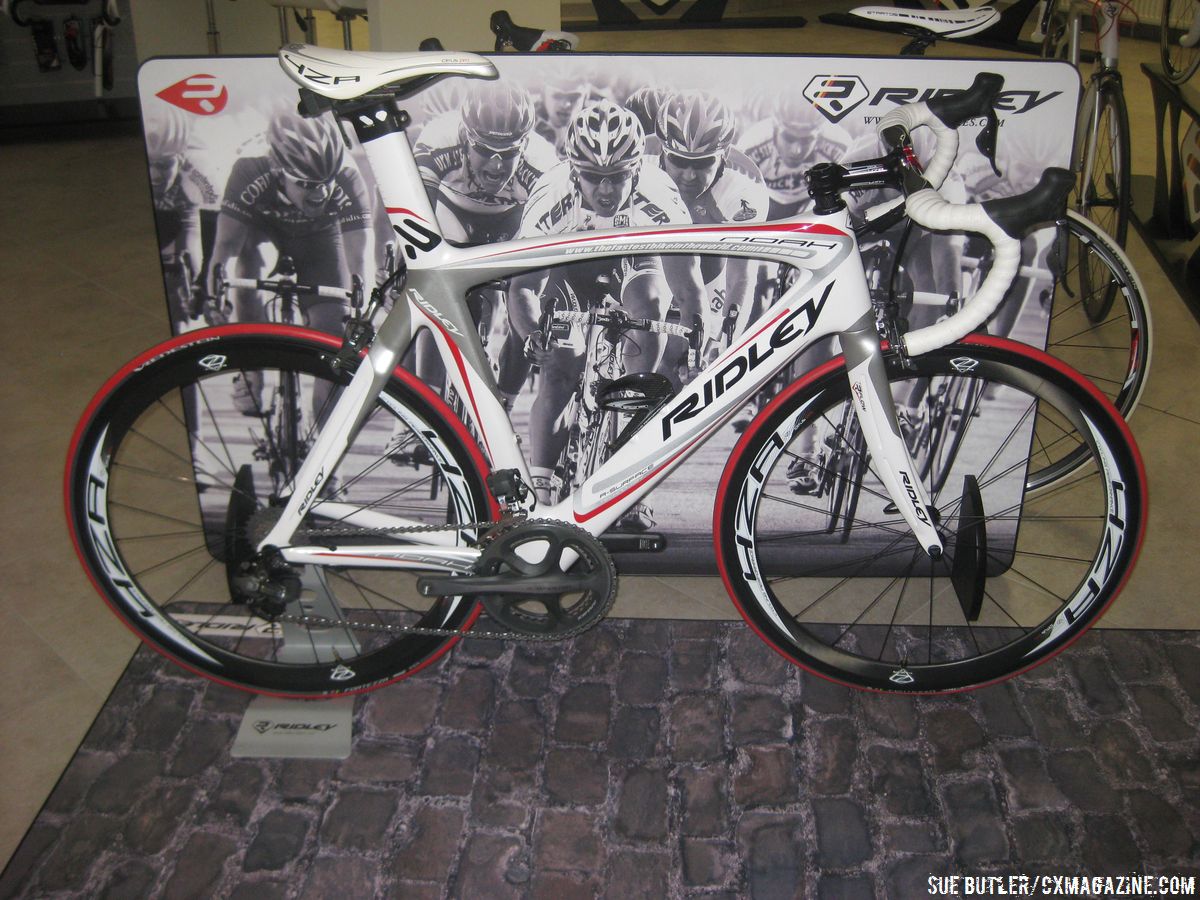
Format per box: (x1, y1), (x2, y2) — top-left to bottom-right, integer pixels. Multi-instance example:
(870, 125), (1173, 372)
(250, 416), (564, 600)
(273, 514), (594, 641)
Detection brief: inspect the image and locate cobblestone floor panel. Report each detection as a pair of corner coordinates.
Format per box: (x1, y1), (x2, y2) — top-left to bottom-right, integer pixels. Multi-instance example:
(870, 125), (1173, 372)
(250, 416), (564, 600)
(3, 624), (1199, 898)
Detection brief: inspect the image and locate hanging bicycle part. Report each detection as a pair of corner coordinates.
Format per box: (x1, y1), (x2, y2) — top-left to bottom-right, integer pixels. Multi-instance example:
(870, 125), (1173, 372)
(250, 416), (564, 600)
(92, 15), (112, 95)
(63, 14), (86, 68)
(7, 0), (118, 27)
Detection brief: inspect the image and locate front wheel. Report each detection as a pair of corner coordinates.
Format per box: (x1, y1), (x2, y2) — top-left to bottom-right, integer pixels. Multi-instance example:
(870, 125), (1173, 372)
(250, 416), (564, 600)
(66, 325), (495, 697)
(715, 337), (1146, 693)
(1074, 77), (1131, 250)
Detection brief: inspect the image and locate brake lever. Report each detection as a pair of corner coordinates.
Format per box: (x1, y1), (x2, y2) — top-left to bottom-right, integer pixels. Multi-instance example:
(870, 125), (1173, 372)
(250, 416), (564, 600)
(977, 106), (1002, 178)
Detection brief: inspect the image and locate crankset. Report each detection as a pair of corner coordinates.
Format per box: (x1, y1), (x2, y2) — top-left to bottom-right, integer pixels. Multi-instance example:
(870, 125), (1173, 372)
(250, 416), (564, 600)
(416, 520), (616, 639)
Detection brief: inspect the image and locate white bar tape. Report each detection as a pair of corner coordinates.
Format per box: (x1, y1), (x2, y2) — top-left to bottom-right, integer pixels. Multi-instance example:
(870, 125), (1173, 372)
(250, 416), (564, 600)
(900, 188), (1022, 356)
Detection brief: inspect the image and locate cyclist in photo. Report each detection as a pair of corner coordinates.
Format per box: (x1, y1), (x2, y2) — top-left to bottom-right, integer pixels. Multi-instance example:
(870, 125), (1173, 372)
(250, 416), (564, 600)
(739, 92), (858, 220)
(533, 70), (594, 158)
(653, 90), (769, 369)
(145, 101), (219, 331)
(507, 99), (705, 528)
(392, 81), (559, 458)
(207, 111), (374, 415)
(415, 80), (558, 246)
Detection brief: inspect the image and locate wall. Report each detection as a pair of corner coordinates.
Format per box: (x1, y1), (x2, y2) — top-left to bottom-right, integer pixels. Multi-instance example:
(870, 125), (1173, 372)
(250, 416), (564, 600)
(127, 0), (280, 60)
(367, 0), (559, 51)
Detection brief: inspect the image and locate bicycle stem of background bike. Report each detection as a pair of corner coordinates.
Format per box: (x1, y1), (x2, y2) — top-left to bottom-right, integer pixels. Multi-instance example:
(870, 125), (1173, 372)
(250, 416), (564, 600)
(257, 99), (946, 571)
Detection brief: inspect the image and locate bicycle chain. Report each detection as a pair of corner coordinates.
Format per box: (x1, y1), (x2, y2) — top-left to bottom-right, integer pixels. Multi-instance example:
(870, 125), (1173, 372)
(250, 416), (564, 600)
(271, 516), (599, 642)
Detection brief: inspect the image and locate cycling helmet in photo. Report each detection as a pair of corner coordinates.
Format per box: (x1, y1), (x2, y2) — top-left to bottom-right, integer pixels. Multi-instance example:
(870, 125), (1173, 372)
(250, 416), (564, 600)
(143, 102), (192, 160)
(268, 113), (345, 181)
(773, 92), (824, 134)
(461, 81), (535, 148)
(625, 86), (672, 138)
(658, 90), (736, 158)
(565, 99), (646, 174)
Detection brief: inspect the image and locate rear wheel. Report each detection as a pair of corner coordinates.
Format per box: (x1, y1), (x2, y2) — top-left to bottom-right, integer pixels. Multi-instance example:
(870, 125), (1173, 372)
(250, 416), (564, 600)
(1044, 211), (1151, 426)
(715, 338), (1145, 693)
(1039, 0), (1069, 59)
(66, 326), (494, 697)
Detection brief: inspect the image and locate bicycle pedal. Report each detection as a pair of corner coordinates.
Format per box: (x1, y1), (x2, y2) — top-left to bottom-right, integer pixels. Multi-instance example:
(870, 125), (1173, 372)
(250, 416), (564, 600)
(599, 531), (667, 553)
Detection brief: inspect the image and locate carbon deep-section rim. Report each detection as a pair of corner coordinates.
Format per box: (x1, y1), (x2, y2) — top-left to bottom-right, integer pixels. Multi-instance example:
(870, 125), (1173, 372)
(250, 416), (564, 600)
(714, 337), (1146, 693)
(65, 325), (494, 697)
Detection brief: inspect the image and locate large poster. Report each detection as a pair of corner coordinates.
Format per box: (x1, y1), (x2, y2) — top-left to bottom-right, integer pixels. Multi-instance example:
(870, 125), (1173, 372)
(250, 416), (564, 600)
(138, 54), (1079, 574)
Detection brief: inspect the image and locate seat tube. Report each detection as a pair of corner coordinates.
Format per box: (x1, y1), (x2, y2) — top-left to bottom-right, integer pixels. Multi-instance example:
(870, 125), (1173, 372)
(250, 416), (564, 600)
(341, 101), (441, 255)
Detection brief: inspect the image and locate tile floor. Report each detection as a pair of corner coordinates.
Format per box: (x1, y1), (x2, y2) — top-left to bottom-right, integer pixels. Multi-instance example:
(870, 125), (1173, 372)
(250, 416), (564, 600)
(3, 6), (1199, 872)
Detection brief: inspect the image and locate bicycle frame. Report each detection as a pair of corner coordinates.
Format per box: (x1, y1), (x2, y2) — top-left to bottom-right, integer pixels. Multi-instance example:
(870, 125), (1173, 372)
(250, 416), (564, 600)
(1044, 0), (1122, 69)
(257, 115), (946, 571)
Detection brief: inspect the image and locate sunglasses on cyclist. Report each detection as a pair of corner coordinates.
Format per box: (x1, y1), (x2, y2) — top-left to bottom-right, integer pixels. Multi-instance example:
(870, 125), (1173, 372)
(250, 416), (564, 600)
(283, 171), (337, 191)
(663, 151), (721, 171)
(576, 167), (635, 186)
(468, 138), (525, 161)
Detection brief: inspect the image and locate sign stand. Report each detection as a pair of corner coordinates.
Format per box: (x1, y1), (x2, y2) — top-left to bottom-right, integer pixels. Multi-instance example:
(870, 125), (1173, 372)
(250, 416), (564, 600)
(231, 568), (357, 758)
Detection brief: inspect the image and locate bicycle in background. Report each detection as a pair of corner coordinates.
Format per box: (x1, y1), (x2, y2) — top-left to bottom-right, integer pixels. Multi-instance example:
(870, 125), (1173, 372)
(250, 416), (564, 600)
(1160, 0), (1200, 82)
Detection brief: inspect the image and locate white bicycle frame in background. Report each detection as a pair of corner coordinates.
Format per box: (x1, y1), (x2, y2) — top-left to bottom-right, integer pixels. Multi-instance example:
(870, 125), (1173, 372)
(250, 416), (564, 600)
(1040, 0), (1124, 67)
(253, 47), (1041, 575)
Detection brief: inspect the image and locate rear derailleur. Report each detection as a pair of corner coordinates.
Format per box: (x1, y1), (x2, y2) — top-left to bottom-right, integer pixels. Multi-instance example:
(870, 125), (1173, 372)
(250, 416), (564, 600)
(228, 545), (301, 620)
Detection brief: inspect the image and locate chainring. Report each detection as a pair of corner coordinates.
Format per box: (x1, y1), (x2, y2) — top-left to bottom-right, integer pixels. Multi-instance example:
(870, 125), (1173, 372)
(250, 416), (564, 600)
(476, 519), (616, 639)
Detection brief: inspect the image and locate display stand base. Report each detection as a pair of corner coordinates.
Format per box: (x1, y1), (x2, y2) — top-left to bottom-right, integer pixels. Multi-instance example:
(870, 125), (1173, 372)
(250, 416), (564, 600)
(231, 695), (354, 759)
(230, 567), (358, 758)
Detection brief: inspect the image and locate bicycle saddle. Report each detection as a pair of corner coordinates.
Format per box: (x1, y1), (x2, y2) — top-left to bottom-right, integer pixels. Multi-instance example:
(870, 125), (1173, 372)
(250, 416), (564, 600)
(848, 5), (1000, 38)
(278, 43), (496, 101)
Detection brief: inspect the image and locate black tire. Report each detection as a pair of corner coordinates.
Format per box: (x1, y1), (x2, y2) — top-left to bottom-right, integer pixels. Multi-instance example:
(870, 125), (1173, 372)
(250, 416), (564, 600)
(1039, 0), (1069, 59)
(1045, 210), (1152, 426)
(66, 326), (495, 698)
(1073, 76), (1130, 251)
(1161, 0), (1200, 84)
(715, 337), (1146, 693)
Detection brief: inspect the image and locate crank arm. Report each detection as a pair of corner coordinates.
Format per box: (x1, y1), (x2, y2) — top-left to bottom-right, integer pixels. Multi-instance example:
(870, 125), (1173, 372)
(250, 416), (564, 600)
(417, 572), (581, 597)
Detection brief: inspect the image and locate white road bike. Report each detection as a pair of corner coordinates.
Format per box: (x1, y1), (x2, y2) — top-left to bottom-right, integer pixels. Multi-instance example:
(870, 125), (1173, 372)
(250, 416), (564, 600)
(66, 49), (1146, 695)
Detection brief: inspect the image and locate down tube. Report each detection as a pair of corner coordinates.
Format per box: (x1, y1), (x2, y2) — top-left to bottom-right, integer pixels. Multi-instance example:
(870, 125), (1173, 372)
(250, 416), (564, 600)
(542, 261), (871, 537)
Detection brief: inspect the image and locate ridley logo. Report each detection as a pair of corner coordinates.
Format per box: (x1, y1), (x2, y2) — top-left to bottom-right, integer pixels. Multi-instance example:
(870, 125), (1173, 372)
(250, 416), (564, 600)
(803, 75), (870, 123)
(156, 75), (228, 116)
(662, 283), (831, 440)
(253, 720), (337, 734)
(900, 470), (931, 525)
